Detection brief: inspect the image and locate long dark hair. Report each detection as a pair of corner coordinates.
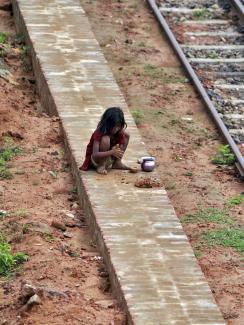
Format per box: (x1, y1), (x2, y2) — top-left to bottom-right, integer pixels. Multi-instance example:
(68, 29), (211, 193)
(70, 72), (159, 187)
(97, 107), (127, 135)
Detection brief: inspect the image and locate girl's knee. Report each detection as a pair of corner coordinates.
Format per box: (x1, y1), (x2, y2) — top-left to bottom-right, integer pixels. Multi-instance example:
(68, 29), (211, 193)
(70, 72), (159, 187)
(124, 131), (130, 143)
(124, 131), (130, 139)
(100, 135), (110, 151)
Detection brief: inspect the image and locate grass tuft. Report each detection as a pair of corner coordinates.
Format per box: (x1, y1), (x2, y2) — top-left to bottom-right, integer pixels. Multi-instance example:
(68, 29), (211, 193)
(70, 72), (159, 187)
(210, 145), (235, 166)
(202, 228), (244, 253)
(131, 109), (144, 125)
(144, 64), (189, 83)
(225, 194), (244, 208)
(0, 32), (8, 44)
(0, 233), (28, 276)
(192, 8), (211, 20)
(0, 137), (22, 180)
(181, 207), (234, 224)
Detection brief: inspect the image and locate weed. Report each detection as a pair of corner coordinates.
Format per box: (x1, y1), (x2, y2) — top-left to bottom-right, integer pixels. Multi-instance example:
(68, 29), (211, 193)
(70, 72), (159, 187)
(68, 250), (79, 257)
(19, 45), (30, 57)
(202, 228), (244, 253)
(13, 252), (29, 265)
(131, 109), (144, 125)
(170, 118), (181, 126)
(208, 51), (219, 59)
(42, 233), (55, 243)
(0, 139), (22, 180)
(170, 90), (178, 96)
(144, 64), (189, 83)
(194, 249), (203, 258)
(0, 166), (11, 179)
(143, 25), (152, 33)
(0, 210), (7, 219)
(59, 149), (65, 156)
(128, 3), (138, 9)
(0, 32), (8, 44)
(174, 155), (182, 162)
(10, 209), (29, 218)
(138, 42), (146, 47)
(181, 207), (233, 224)
(210, 145), (235, 166)
(0, 233), (28, 276)
(225, 194), (244, 208)
(22, 224), (30, 234)
(3, 136), (14, 147)
(193, 8), (211, 20)
(156, 110), (164, 115)
(184, 171), (193, 177)
(143, 80), (155, 89)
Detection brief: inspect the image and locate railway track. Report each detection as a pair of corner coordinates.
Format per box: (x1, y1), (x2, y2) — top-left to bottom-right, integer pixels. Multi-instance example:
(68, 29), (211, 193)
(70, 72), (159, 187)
(147, 0), (244, 176)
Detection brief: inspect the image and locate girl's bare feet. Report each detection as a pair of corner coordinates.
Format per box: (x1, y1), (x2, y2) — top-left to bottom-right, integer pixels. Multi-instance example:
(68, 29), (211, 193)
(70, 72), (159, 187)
(112, 160), (138, 173)
(96, 165), (108, 175)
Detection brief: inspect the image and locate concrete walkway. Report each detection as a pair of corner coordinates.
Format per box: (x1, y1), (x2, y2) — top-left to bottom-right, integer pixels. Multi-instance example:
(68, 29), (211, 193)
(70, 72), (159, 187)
(12, 0), (225, 324)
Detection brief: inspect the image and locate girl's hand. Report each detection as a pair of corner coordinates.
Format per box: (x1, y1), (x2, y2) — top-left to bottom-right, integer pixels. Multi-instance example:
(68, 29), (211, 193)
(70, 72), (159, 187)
(112, 144), (124, 159)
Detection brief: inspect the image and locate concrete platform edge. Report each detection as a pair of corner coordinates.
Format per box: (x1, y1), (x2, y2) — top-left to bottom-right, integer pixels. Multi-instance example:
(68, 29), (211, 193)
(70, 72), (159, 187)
(12, 1), (133, 323)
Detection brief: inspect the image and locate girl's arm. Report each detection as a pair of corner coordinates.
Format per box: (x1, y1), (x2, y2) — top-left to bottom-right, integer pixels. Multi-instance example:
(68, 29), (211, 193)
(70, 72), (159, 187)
(92, 141), (123, 159)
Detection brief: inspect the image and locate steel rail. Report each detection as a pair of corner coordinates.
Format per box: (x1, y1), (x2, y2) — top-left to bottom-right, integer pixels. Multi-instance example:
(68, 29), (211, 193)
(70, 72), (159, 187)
(231, 0), (244, 16)
(146, 0), (244, 177)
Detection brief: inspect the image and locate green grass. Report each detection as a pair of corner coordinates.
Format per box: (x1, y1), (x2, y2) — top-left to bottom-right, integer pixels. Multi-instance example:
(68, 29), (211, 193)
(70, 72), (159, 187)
(194, 249), (203, 258)
(192, 8), (211, 20)
(225, 194), (244, 208)
(0, 210), (7, 219)
(0, 233), (28, 276)
(0, 137), (22, 180)
(202, 228), (244, 253)
(0, 32), (8, 44)
(143, 64), (189, 83)
(210, 145), (235, 166)
(208, 51), (219, 59)
(19, 45), (30, 57)
(42, 233), (55, 243)
(181, 207), (234, 224)
(184, 171), (193, 177)
(131, 109), (144, 125)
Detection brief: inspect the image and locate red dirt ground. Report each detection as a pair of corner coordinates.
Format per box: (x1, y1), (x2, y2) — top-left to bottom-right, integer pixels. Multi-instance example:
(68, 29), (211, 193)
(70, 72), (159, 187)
(80, 1), (244, 324)
(0, 2), (124, 324)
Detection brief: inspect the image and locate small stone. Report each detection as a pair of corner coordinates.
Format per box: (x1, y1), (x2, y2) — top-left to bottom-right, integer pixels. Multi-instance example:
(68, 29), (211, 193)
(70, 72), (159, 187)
(28, 222), (52, 235)
(65, 212), (75, 219)
(0, 319), (8, 325)
(63, 231), (73, 238)
(48, 171), (57, 178)
(71, 202), (79, 209)
(95, 299), (115, 308)
(181, 117), (193, 122)
(19, 283), (36, 303)
(51, 220), (66, 232)
(26, 294), (41, 307)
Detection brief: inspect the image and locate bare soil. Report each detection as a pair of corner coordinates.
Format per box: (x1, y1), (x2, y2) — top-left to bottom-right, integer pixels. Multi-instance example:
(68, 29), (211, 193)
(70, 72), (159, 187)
(80, 0), (244, 324)
(0, 3), (124, 324)
(0, 0), (243, 324)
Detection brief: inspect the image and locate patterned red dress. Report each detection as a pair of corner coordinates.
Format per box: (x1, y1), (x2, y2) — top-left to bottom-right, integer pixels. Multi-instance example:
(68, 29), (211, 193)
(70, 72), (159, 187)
(79, 129), (125, 171)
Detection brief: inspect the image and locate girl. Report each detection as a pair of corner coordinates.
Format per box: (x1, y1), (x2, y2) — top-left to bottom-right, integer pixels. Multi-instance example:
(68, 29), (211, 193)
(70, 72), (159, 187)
(80, 107), (133, 175)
